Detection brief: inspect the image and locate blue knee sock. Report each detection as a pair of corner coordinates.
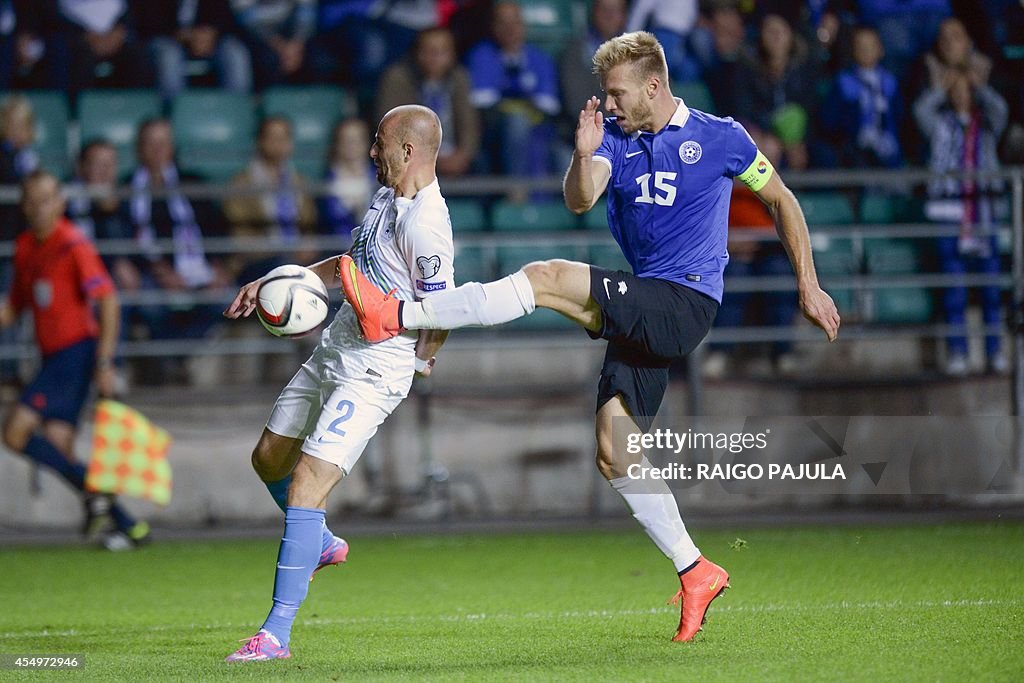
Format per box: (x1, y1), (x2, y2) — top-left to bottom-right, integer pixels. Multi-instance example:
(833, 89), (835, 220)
(109, 503), (136, 531)
(24, 436), (86, 490)
(261, 506), (325, 646)
(265, 476), (335, 555)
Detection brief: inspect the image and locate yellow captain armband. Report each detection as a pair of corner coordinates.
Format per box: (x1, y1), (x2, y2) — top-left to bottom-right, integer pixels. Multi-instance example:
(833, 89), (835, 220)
(736, 150), (775, 192)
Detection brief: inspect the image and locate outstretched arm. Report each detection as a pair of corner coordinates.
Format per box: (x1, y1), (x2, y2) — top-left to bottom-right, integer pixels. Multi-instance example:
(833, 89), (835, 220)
(564, 97), (611, 214)
(223, 253), (347, 319)
(755, 174), (840, 342)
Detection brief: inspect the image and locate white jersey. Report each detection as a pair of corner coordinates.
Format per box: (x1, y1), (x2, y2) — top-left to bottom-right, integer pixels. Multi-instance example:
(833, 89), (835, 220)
(317, 179), (455, 389)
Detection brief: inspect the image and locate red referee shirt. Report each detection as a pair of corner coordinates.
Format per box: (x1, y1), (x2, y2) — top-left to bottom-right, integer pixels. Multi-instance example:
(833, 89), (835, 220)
(9, 217), (116, 356)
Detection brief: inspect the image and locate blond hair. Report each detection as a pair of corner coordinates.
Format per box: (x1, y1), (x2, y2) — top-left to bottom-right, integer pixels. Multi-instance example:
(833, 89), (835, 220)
(0, 94), (34, 141)
(592, 31), (668, 82)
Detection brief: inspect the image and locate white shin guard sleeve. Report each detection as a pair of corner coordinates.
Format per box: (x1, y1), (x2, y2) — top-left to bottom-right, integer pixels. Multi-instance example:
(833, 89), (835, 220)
(408, 270), (536, 329)
(610, 468), (700, 573)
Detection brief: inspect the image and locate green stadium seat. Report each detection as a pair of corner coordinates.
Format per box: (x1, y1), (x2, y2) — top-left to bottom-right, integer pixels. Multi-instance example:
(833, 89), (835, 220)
(859, 193), (897, 224)
(78, 90), (162, 176)
(517, 0), (581, 57)
(677, 81), (715, 114)
(589, 243), (630, 272)
(583, 198), (608, 231)
(492, 199), (577, 231)
(171, 90), (255, 180)
(871, 289), (933, 324)
(798, 192), (856, 226)
(20, 91), (69, 176)
(447, 199), (488, 232)
(863, 238), (931, 323)
(864, 238), (919, 274)
(262, 86), (354, 178)
(453, 243), (497, 285)
(811, 235), (856, 314)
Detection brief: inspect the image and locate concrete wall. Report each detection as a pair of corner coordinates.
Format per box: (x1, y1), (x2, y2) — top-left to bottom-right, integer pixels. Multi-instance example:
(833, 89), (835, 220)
(0, 337), (1014, 530)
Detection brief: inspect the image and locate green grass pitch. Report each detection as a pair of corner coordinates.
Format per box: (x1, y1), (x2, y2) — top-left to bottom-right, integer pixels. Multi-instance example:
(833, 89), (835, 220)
(0, 522), (1021, 681)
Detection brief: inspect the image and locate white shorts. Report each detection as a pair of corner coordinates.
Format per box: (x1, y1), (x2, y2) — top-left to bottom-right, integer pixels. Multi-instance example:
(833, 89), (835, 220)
(266, 347), (411, 475)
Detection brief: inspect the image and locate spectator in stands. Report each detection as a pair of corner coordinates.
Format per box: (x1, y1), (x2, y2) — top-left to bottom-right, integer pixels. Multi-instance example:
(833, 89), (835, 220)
(49, 0), (154, 94)
(701, 3), (748, 116)
(65, 139), (141, 351)
(734, 13), (822, 170)
(223, 116), (317, 285)
(0, 94), (38, 381)
(625, 0), (703, 83)
(320, 118), (377, 240)
(560, 0), (627, 124)
(915, 68), (1009, 376)
(0, 94), (38, 245)
(377, 27), (480, 178)
(127, 119), (227, 359)
(703, 133), (797, 378)
(467, 0), (561, 178)
(820, 25), (903, 168)
(140, 0), (252, 101)
(1, 1), (57, 90)
(855, 0), (951, 78)
(66, 140), (137, 282)
(230, 0), (316, 88)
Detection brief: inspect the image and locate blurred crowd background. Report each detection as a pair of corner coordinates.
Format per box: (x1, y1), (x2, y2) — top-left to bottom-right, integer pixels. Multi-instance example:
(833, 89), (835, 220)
(0, 0), (1022, 383)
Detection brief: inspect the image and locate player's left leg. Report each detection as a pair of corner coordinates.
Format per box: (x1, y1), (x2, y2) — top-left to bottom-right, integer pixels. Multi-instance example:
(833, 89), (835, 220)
(339, 254), (602, 341)
(596, 395), (729, 642)
(228, 377), (404, 662)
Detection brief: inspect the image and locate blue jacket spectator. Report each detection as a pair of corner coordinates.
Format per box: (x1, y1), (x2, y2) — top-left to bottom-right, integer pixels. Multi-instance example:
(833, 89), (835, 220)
(319, 118), (377, 239)
(821, 26), (903, 168)
(854, 0), (951, 76)
(467, 1), (560, 178)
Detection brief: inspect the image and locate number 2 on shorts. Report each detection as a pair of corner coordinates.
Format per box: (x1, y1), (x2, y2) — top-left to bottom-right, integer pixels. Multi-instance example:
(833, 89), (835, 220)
(326, 399), (355, 437)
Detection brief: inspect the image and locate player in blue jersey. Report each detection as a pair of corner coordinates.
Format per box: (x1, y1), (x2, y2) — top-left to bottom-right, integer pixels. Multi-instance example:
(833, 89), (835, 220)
(341, 31), (839, 642)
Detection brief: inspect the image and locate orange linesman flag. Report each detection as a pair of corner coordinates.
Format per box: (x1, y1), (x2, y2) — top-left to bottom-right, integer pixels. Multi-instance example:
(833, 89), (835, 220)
(85, 399), (173, 505)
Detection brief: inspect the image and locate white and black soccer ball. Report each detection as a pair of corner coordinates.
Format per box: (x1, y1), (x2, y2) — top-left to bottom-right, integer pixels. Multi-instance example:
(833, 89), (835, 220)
(255, 265), (330, 338)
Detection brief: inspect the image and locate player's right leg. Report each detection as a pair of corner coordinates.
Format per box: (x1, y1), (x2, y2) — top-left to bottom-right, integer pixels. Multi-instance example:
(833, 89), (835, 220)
(339, 254), (602, 341)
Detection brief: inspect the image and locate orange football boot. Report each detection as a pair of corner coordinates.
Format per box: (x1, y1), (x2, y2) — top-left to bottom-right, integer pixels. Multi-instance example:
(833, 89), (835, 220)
(338, 254), (404, 342)
(668, 556), (730, 642)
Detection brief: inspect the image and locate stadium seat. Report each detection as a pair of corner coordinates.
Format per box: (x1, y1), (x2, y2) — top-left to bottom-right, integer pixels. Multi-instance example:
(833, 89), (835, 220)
(859, 193), (897, 224)
(864, 238), (932, 323)
(261, 86), (355, 178)
(798, 192), (856, 226)
(453, 243), (497, 285)
(582, 198), (608, 231)
(491, 199), (577, 232)
(517, 0), (582, 57)
(677, 81), (715, 115)
(589, 243), (630, 272)
(21, 91), (69, 176)
(171, 90), (255, 181)
(447, 199), (488, 232)
(78, 90), (163, 176)
(810, 235), (856, 314)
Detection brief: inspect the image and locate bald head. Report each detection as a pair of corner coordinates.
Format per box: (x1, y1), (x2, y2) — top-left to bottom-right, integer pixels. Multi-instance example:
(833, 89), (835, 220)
(380, 104), (442, 160)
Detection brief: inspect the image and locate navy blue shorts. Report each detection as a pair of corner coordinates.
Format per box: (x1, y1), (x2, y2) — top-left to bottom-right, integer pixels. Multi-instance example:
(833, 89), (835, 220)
(21, 337), (97, 425)
(588, 267), (718, 432)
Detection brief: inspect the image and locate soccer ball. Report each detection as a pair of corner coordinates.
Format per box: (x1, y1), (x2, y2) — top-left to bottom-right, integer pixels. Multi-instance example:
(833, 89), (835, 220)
(255, 265), (330, 337)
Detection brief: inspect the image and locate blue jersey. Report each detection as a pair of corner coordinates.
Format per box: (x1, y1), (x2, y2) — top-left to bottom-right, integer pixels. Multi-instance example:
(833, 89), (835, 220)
(594, 101), (762, 303)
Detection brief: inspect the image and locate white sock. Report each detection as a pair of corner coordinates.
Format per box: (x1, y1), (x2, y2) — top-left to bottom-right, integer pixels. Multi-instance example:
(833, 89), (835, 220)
(610, 465), (700, 573)
(402, 270), (536, 329)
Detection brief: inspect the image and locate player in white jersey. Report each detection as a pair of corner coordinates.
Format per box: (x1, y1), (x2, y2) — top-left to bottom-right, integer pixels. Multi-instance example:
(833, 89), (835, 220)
(220, 105), (453, 662)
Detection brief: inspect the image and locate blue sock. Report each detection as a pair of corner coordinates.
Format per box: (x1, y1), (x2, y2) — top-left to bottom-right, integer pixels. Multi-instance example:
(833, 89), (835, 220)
(261, 506), (325, 646)
(265, 476), (291, 512)
(109, 502), (136, 531)
(265, 476), (336, 555)
(24, 436), (86, 490)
